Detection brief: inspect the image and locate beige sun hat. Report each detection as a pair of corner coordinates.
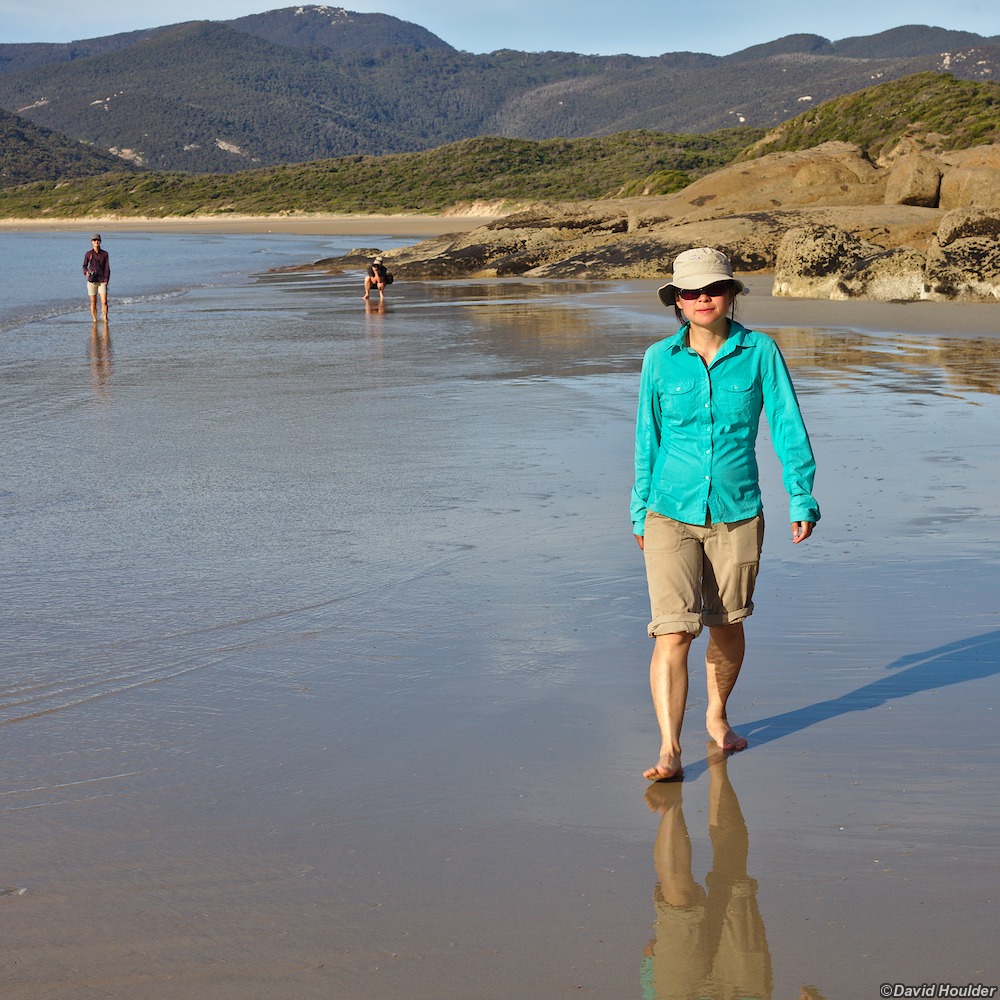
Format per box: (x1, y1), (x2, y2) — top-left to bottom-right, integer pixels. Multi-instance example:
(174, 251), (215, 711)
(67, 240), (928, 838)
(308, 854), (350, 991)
(657, 247), (748, 307)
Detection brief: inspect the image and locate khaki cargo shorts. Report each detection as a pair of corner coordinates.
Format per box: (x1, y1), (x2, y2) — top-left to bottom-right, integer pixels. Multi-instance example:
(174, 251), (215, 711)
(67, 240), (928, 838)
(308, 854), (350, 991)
(643, 511), (764, 638)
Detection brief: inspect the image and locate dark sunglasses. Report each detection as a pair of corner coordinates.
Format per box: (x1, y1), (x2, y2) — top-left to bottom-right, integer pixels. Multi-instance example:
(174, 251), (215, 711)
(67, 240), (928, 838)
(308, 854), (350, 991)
(677, 280), (733, 300)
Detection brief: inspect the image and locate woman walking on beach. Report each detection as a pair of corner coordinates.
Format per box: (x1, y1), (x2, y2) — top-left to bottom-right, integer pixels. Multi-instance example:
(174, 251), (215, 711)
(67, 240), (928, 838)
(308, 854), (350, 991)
(632, 247), (820, 781)
(83, 234), (110, 322)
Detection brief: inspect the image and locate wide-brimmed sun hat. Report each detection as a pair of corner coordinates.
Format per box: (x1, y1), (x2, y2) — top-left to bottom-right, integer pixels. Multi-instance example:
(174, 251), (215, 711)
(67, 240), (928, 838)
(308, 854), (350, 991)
(657, 247), (748, 307)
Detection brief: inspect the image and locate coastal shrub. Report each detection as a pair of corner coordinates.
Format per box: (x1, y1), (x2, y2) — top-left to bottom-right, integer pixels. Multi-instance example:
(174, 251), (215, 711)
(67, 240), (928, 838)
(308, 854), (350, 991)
(0, 129), (760, 217)
(740, 72), (1000, 160)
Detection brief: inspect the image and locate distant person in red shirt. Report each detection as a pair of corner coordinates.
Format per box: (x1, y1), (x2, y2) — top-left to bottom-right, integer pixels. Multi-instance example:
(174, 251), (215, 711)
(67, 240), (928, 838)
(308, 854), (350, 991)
(83, 234), (110, 321)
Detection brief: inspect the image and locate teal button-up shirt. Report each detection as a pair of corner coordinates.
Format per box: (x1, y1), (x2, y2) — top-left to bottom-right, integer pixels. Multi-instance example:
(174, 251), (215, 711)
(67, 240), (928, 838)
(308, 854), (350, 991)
(631, 321), (820, 535)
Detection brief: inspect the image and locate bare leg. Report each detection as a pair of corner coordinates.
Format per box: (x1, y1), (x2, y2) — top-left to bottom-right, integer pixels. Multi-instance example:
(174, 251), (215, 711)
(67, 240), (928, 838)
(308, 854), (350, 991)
(705, 622), (748, 753)
(644, 632), (692, 780)
(100, 289), (108, 321)
(89, 293), (98, 320)
(363, 276), (373, 299)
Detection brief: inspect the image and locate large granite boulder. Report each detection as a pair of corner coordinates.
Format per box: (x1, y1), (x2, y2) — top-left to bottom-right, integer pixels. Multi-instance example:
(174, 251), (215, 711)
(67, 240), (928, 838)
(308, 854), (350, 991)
(774, 208), (1000, 301)
(669, 141), (886, 216)
(773, 226), (881, 298)
(938, 146), (1000, 211)
(773, 225), (927, 301)
(924, 208), (1000, 301)
(884, 154), (942, 207)
(835, 247), (928, 301)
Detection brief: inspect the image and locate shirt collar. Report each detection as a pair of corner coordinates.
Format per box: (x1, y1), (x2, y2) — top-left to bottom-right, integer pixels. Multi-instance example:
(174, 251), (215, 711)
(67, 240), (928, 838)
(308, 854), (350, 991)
(667, 320), (751, 358)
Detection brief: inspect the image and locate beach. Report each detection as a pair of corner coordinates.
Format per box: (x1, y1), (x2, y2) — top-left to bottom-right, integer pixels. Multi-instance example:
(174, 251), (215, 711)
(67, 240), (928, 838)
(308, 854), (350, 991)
(1, 218), (998, 999)
(0, 213), (494, 236)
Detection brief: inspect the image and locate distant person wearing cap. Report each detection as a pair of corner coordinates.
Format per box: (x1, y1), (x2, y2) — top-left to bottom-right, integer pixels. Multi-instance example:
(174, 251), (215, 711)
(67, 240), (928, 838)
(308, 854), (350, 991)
(83, 234), (110, 321)
(631, 247), (820, 781)
(363, 256), (392, 301)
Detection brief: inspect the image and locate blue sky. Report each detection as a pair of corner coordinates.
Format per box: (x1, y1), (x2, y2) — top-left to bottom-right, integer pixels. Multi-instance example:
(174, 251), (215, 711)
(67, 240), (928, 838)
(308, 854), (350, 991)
(1, 0), (998, 54)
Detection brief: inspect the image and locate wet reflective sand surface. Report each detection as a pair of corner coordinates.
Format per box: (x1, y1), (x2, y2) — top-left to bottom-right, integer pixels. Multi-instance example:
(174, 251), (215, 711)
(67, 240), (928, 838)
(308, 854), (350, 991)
(2, 264), (998, 999)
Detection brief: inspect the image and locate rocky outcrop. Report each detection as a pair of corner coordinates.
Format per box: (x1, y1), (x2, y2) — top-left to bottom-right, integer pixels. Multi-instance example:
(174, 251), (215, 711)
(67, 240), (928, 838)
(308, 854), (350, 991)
(924, 208), (1000, 300)
(773, 209), (1000, 301)
(310, 139), (1000, 301)
(773, 226), (927, 300)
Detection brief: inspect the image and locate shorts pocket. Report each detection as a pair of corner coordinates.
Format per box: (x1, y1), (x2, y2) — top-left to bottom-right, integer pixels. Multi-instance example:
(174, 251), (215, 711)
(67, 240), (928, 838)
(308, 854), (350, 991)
(728, 515), (764, 567)
(644, 511), (685, 555)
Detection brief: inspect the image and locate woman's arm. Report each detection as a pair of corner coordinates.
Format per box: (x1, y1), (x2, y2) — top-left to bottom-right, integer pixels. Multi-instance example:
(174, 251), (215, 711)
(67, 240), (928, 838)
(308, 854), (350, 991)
(631, 349), (662, 537)
(761, 340), (820, 526)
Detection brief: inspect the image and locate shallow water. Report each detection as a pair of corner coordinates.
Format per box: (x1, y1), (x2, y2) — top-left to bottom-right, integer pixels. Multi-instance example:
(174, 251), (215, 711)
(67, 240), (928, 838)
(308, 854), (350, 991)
(1, 234), (999, 999)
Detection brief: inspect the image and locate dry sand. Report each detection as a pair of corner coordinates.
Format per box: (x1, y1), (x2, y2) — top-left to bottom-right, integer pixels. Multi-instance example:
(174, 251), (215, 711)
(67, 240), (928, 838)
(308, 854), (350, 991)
(0, 213), (494, 236)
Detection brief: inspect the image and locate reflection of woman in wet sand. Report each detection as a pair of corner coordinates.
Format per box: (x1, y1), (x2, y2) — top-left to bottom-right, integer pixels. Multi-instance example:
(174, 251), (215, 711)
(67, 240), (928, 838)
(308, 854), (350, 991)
(642, 746), (772, 1000)
(88, 322), (112, 403)
(632, 248), (820, 780)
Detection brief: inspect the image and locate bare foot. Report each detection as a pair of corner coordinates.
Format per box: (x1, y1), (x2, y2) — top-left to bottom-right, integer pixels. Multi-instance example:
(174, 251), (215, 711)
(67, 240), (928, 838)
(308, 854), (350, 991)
(644, 750), (683, 782)
(707, 715), (748, 754)
(362, 293), (370, 300)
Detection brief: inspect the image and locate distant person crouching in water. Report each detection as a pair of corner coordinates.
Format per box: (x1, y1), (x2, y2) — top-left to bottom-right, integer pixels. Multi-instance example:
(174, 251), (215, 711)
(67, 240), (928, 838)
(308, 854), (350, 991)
(83, 234), (110, 321)
(631, 247), (820, 781)
(363, 256), (393, 301)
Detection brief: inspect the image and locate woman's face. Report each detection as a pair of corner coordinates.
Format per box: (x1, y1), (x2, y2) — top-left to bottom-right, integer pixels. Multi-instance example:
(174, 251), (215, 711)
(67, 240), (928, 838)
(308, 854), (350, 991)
(677, 280), (735, 329)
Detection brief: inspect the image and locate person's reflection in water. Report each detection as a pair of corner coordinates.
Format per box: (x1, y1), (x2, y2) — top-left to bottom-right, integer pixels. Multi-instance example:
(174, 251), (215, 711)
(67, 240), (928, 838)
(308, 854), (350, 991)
(88, 321), (112, 404)
(641, 745), (772, 1000)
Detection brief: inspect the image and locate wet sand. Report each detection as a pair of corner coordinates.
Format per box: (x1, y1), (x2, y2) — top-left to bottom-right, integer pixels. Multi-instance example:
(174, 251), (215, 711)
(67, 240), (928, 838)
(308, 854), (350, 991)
(1, 259), (998, 999)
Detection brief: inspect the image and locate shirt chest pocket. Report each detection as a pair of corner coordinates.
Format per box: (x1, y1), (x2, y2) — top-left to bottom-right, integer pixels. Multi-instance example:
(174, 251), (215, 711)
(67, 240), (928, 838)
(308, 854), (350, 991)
(717, 378), (759, 420)
(660, 379), (697, 417)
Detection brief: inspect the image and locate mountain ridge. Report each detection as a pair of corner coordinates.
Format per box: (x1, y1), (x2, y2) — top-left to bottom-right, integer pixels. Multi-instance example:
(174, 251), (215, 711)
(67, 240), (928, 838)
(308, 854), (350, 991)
(1, 10), (999, 176)
(3, 72), (999, 218)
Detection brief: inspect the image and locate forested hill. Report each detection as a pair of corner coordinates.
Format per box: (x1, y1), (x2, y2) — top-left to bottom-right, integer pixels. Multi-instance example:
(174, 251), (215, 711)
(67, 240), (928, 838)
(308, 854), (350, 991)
(0, 108), (136, 187)
(4, 71), (1000, 219)
(0, 7), (999, 176)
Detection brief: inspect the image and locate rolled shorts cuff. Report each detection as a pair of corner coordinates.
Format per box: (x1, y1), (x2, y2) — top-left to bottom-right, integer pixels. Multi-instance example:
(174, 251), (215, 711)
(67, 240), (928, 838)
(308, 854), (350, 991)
(701, 602), (753, 628)
(648, 613), (703, 638)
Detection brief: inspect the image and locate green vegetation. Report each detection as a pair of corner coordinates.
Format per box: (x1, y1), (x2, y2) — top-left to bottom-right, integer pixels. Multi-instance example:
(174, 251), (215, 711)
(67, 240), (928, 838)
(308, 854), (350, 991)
(0, 109), (135, 187)
(740, 72), (1000, 160)
(4, 13), (998, 175)
(0, 128), (762, 217)
(3, 68), (1000, 220)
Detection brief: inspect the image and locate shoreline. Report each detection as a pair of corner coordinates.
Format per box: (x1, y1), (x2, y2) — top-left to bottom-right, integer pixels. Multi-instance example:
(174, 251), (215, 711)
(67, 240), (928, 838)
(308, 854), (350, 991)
(601, 276), (1000, 338)
(3, 216), (997, 336)
(0, 212), (496, 236)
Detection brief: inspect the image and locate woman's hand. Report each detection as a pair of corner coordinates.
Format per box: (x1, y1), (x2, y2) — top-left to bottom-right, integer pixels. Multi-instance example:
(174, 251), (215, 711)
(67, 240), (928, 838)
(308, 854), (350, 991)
(635, 533), (644, 550)
(791, 521), (814, 544)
